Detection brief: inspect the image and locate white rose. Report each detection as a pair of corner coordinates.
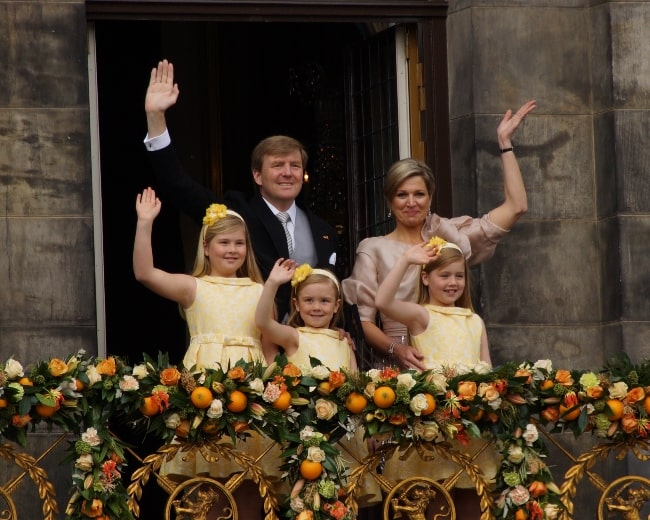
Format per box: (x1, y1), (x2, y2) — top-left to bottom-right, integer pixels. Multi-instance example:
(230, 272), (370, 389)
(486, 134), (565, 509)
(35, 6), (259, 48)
(5, 358), (24, 379)
(473, 361), (491, 375)
(300, 426), (315, 441)
(396, 373), (416, 391)
(409, 393), (429, 416)
(75, 453), (94, 472)
(314, 398), (337, 420)
(249, 378), (264, 395)
(165, 413), (182, 429)
(533, 359), (553, 371)
(119, 375), (139, 392)
(609, 381), (628, 400)
(426, 372), (448, 393)
(523, 424), (539, 446)
(207, 399), (223, 419)
(85, 366), (102, 387)
(81, 427), (102, 447)
(366, 369), (381, 383)
(544, 503), (560, 520)
(307, 446), (326, 462)
(454, 363), (472, 375)
(309, 365), (330, 380)
(132, 364), (148, 379)
(507, 445), (525, 464)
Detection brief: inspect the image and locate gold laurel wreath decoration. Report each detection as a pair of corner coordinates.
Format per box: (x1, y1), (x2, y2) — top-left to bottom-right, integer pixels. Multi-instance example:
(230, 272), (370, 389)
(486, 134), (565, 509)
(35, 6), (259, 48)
(199, 440), (280, 520)
(342, 439), (493, 520)
(433, 442), (494, 520)
(126, 439), (280, 520)
(0, 442), (58, 520)
(559, 442), (625, 519)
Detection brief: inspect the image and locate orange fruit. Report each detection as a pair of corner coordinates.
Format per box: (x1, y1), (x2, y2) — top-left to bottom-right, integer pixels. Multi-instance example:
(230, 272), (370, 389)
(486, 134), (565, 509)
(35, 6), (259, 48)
(273, 391), (292, 411)
(421, 393), (436, 416)
(539, 380), (554, 391)
(190, 387), (213, 409)
(559, 404), (581, 421)
(606, 399), (624, 421)
(299, 459), (323, 480)
(0, 397), (7, 408)
(373, 386), (396, 408)
(345, 392), (368, 414)
(18, 377), (33, 386)
(226, 390), (247, 413)
(317, 381), (331, 395)
(139, 396), (160, 416)
(468, 408), (484, 422)
(35, 403), (60, 418)
(75, 379), (85, 391)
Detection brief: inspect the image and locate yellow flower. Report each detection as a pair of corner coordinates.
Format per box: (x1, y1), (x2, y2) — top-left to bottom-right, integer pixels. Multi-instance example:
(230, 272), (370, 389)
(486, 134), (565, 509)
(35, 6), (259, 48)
(291, 264), (313, 287)
(96, 357), (116, 376)
(426, 236), (447, 250)
(48, 358), (69, 377)
(203, 203), (228, 226)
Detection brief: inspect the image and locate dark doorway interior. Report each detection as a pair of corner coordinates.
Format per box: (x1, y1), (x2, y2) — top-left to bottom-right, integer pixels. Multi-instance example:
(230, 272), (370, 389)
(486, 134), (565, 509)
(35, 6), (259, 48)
(95, 21), (362, 361)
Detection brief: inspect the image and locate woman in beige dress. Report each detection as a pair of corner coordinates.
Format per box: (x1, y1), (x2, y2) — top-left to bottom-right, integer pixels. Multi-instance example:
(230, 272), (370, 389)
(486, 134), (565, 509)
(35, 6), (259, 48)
(342, 100), (536, 371)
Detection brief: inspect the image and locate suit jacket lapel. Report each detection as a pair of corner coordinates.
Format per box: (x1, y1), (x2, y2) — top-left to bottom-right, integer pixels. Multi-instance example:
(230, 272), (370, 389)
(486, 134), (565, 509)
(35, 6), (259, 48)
(250, 193), (290, 257)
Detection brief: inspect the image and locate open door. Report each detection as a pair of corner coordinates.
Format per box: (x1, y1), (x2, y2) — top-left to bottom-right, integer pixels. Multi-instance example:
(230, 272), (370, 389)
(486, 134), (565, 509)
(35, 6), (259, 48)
(89, 13), (449, 365)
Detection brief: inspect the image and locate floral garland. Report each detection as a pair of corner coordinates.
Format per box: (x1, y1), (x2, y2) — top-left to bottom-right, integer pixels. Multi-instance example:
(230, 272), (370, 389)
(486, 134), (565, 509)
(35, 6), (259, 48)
(2, 352), (650, 520)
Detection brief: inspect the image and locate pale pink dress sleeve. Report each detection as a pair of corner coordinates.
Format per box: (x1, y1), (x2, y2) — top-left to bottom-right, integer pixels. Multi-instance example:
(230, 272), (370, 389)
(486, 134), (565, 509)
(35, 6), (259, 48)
(421, 213), (508, 266)
(341, 237), (418, 338)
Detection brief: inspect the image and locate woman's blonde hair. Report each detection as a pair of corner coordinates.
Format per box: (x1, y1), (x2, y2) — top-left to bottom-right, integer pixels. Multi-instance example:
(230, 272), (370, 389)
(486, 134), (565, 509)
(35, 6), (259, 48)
(417, 247), (474, 311)
(288, 270), (342, 328)
(383, 158), (436, 203)
(192, 214), (262, 283)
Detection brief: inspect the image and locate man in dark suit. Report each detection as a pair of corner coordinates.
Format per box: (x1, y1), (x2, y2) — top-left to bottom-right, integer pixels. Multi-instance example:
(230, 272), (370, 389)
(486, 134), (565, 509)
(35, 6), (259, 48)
(143, 59), (338, 319)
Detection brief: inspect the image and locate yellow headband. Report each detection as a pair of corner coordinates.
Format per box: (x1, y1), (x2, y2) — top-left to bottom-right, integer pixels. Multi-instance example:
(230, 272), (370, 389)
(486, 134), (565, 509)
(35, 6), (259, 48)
(291, 264), (340, 292)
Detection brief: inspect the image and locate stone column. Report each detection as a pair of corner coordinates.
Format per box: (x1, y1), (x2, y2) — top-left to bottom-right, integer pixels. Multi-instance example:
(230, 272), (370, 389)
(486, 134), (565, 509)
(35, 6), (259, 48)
(0, 1), (95, 517)
(447, 0), (650, 515)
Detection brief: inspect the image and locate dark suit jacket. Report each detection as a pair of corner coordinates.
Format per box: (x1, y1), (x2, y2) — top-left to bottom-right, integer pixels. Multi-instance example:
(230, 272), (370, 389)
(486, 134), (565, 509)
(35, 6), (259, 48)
(148, 144), (338, 319)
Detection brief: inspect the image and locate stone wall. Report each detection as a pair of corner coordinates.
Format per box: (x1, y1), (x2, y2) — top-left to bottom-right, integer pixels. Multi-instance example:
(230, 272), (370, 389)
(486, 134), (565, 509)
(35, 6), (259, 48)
(0, 1), (95, 517)
(447, 0), (650, 514)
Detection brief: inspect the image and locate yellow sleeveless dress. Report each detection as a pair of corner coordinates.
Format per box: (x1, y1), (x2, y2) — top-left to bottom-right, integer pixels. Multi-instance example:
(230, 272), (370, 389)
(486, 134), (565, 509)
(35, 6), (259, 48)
(162, 276), (278, 482)
(383, 305), (498, 488)
(182, 276), (264, 370)
(288, 327), (381, 507)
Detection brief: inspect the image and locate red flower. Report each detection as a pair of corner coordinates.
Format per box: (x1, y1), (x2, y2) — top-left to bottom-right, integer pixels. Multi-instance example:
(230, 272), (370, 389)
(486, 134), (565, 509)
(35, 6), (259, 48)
(323, 500), (348, 520)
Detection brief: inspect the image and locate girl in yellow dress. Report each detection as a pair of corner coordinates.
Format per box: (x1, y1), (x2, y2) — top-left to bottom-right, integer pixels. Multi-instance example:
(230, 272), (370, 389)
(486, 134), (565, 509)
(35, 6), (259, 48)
(375, 238), (495, 519)
(133, 187), (278, 519)
(255, 259), (382, 507)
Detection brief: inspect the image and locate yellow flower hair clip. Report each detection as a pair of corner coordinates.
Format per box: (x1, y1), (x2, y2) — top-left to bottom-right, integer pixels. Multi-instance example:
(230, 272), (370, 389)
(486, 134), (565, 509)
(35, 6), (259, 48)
(203, 204), (228, 226)
(291, 264), (313, 287)
(426, 236), (447, 250)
